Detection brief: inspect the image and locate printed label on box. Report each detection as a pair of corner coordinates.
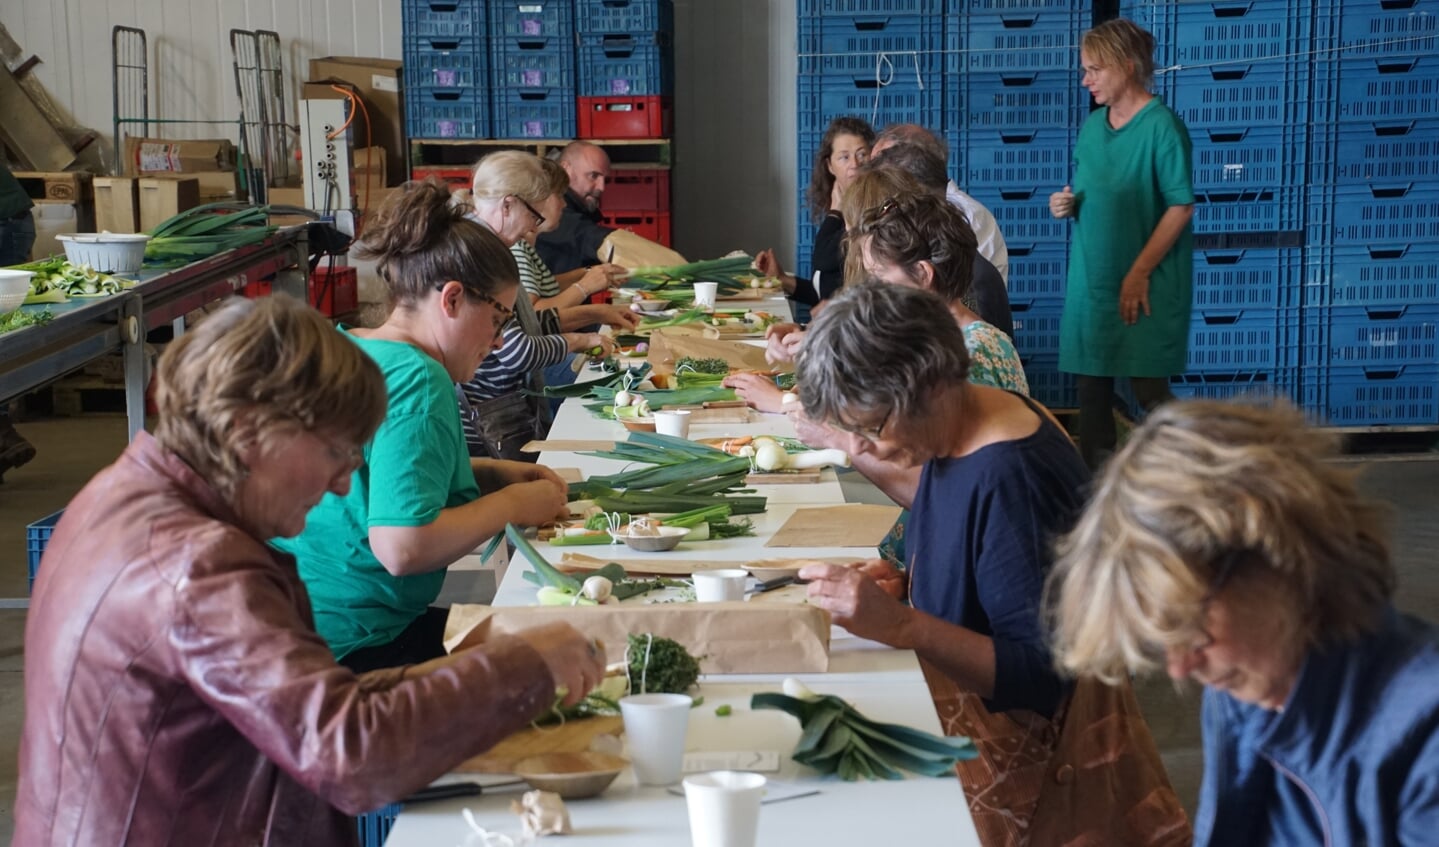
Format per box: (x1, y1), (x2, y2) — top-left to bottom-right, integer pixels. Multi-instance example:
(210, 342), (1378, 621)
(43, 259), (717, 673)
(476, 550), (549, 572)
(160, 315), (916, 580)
(138, 143), (179, 173)
(372, 74), (399, 93)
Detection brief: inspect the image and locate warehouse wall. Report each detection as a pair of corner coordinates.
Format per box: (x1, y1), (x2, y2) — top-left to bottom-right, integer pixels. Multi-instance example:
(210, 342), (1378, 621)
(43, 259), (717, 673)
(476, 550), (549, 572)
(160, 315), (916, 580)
(0, 0), (798, 267)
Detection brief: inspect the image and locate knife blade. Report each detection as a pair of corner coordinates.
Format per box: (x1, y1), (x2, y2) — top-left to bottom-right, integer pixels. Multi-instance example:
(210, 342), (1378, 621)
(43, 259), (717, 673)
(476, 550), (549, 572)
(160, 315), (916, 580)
(402, 778), (526, 804)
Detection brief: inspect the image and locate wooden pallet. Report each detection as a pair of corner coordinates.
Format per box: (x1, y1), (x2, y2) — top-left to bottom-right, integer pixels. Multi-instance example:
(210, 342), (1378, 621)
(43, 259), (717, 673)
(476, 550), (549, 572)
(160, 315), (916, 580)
(14, 170), (92, 204)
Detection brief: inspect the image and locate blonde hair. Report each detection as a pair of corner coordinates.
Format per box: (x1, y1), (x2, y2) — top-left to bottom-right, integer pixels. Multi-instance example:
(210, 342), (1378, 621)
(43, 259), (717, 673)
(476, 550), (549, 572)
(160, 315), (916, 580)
(538, 157), (570, 196)
(1045, 400), (1394, 684)
(470, 150), (553, 206)
(838, 168), (925, 288)
(152, 295), (387, 500)
(1082, 18), (1156, 89)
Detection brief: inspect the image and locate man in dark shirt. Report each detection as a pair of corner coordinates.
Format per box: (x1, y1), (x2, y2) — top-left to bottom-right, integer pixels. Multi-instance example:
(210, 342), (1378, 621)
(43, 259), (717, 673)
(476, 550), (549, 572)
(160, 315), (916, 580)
(0, 160), (37, 480)
(535, 142), (615, 275)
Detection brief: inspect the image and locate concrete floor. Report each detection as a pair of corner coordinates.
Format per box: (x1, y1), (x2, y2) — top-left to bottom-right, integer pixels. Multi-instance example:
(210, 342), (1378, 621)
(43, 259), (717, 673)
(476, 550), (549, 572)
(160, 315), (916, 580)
(0, 413), (1436, 841)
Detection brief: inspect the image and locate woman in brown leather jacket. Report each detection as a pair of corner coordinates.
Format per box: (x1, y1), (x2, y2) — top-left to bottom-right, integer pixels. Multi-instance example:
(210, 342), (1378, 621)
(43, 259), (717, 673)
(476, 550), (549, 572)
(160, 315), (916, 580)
(15, 295), (604, 846)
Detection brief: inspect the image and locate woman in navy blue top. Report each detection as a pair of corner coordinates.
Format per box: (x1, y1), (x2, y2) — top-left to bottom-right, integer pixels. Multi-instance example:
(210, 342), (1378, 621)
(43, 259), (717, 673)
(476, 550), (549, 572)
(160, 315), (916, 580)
(793, 282), (1095, 843)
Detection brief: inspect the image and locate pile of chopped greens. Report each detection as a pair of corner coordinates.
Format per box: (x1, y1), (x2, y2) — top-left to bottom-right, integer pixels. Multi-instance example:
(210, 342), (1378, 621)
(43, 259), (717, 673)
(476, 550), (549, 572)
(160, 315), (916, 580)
(0, 307), (54, 334)
(627, 633), (701, 694)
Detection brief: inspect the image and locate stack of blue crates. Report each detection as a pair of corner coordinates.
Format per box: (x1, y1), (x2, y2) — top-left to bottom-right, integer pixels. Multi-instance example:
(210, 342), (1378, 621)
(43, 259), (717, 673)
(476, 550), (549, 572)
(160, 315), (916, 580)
(1302, 0), (1439, 424)
(794, 0), (946, 278)
(489, 0), (577, 138)
(1123, 0), (1310, 408)
(952, 1), (1091, 408)
(576, 0), (674, 97)
(403, 0), (491, 139)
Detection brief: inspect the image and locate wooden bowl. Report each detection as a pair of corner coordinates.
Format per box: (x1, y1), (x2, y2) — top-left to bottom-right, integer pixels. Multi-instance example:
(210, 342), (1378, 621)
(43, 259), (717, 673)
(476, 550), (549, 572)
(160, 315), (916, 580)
(744, 563), (804, 583)
(619, 416), (657, 432)
(513, 751), (629, 799)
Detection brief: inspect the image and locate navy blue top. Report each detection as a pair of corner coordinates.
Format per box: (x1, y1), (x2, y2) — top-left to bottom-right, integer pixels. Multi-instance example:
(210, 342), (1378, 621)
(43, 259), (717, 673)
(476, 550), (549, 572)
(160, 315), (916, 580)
(905, 393), (1089, 717)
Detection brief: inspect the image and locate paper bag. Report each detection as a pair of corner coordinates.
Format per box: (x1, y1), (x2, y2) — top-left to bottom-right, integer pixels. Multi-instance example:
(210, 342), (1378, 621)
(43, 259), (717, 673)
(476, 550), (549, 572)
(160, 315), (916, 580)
(647, 330), (790, 375)
(445, 602), (831, 674)
(764, 504), (904, 548)
(602, 228), (686, 269)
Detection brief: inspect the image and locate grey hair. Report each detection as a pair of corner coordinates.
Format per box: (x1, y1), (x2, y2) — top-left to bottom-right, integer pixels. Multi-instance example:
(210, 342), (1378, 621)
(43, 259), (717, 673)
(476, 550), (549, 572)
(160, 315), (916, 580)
(1045, 399), (1395, 685)
(869, 142), (949, 193)
(796, 282), (970, 426)
(872, 123), (949, 163)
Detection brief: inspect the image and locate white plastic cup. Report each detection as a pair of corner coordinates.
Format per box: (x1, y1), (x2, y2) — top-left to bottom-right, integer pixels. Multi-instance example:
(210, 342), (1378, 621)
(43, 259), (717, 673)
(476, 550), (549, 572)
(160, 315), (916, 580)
(693, 281), (719, 308)
(692, 569), (749, 602)
(653, 409), (693, 438)
(619, 693), (693, 785)
(684, 770), (767, 847)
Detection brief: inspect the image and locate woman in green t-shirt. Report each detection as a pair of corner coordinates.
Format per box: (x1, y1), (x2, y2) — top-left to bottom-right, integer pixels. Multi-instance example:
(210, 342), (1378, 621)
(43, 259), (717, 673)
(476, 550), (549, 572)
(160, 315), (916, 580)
(276, 180), (571, 671)
(1049, 19), (1195, 470)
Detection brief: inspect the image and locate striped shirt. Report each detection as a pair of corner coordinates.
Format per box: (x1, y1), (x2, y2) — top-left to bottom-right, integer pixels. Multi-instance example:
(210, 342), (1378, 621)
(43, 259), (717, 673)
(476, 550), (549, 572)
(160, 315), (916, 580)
(458, 296), (569, 446)
(513, 239), (559, 299)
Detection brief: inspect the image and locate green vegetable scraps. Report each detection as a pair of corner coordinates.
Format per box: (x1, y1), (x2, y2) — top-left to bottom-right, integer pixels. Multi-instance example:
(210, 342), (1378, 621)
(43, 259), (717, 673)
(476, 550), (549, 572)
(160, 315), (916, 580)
(676, 357), (731, 375)
(0, 307), (54, 334)
(627, 633), (701, 695)
(715, 704), (733, 717)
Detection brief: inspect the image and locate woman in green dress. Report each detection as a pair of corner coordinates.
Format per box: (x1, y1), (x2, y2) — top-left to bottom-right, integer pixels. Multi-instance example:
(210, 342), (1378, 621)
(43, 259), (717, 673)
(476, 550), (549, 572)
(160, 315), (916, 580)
(1050, 19), (1194, 470)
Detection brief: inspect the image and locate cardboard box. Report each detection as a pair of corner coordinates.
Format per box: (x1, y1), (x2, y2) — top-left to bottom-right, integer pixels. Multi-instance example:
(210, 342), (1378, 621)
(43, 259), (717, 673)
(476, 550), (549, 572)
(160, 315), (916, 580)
(122, 137), (237, 176)
(352, 146), (386, 191)
(138, 176), (200, 232)
(307, 57), (404, 186)
(93, 176), (141, 233)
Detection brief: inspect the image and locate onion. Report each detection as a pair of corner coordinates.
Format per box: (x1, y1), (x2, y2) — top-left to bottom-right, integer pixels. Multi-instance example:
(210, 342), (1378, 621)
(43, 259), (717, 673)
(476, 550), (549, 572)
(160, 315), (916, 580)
(614, 390), (633, 407)
(754, 442), (789, 471)
(582, 575), (614, 603)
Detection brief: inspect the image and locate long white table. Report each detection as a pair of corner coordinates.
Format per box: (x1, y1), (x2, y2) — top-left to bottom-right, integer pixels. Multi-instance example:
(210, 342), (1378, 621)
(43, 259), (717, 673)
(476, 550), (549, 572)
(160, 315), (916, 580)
(386, 325), (982, 846)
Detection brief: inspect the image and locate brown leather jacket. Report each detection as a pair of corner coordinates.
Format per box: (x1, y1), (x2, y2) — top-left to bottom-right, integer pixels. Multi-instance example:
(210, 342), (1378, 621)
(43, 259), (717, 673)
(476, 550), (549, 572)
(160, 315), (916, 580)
(16, 433), (556, 846)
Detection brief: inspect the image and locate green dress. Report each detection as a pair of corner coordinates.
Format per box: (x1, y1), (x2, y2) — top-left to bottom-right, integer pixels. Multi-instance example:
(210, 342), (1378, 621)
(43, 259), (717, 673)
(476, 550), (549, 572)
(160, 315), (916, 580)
(1061, 96), (1194, 378)
(273, 332), (481, 659)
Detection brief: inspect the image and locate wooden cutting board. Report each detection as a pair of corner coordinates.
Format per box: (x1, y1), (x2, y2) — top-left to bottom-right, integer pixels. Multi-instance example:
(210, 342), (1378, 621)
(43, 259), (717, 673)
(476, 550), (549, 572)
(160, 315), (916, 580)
(745, 469), (822, 485)
(453, 716), (625, 774)
(559, 552), (750, 576)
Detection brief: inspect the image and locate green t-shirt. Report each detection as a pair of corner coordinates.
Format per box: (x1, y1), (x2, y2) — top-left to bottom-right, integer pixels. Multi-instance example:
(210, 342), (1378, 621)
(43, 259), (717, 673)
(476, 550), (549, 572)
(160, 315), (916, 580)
(274, 332), (480, 658)
(1061, 96), (1194, 378)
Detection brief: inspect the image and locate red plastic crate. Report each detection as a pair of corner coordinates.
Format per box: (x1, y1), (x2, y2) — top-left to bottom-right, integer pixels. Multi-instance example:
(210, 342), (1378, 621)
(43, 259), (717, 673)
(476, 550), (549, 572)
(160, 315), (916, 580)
(577, 96), (672, 139)
(601, 211), (671, 246)
(241, 280), (272, 298)
(601, 168), (671, 211)
(310, 266), (359, 316)
(410, 166), (473, 188)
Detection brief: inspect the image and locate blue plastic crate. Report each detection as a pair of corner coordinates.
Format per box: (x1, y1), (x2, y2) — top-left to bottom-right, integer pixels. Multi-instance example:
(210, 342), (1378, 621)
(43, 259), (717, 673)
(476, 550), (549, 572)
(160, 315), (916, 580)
(578, 32), (673, 95)
(1304, 363), (1439, 425)
(1308, 119), (1439, 185)
(965, 127), (1075, 188)
(404, 0), (486, 38)
(26, 509), (63, 594)
(1189, 124), (1306, 191)
(1312, 53), (1439, 125)
(1308, 183), (1439, 247)
(1193, 186), (1307, 234)
(493, 40), (575, 89)
(493, 88), (577, 138)
(798, 35), (944, 80)
(404, 37), (486, 88)
(798, 0), (943, 14)
(1302, 304), (1439, 368)
(576, 0), (674, 33)
(1021, 354), (1078, 408)
(1312, 0), (1439, 57)
(1170, 368), (1299, 404)
(972, 185), (1070, 243)
(952, 71), (1083, 130)
(357, 803), (402, 847)
(961, 13), (1085, 73)
(1006, 242), (1069, 299)
(1009, 297), (1065, 358)
(1304, 242), (1439, 307)
(1187, 308), (1295, 371)
(1193, 248), (1303, 311)
(796, 79), (943, 135)
(1161, 61), (1312, 128)
(406, 87), (487, 138)
(798, 14), (932, 55)
(491, 0), (573, 38)
(1124, 0), (1314, 68)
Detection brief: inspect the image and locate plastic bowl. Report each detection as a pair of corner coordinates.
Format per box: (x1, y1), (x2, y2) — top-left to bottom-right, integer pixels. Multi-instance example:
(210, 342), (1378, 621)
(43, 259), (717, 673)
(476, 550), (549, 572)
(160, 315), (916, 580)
(619, 416), (657, 433)
(0, 270), (33, 313)
(56, 233), (151, 274)
(514, 752), (629, 799)
(618, 525), (689, 552)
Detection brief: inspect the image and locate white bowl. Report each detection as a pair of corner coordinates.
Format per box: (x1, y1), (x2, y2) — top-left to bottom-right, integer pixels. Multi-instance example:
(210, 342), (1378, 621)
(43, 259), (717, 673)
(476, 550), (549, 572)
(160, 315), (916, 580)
(0, 269), (33, 313)
(56, 233), (151, 274)
(616, 525), (690, 552)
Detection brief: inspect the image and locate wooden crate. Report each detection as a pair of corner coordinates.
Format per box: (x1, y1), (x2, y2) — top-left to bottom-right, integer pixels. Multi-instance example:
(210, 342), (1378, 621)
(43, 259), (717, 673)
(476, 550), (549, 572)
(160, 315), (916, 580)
(14, 170), (93, 204)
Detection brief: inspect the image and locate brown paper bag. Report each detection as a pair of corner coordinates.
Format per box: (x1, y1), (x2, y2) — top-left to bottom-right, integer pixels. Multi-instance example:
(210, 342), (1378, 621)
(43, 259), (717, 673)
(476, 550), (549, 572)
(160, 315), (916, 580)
(647, 330), (790, 375)
(602, 229), (686, 269)
(765, 504), (904, 548)
(445, 603), (831, 674)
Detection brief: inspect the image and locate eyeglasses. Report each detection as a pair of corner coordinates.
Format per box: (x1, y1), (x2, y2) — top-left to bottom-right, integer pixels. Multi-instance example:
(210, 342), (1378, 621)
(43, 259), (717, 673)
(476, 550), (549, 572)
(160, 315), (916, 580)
(1187, 549), (1247, 653)
(834, 406), (893, 443)
(435, 285), (516, 334)
(511, 194), (546, 229)
(313, 431), (364, 475)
